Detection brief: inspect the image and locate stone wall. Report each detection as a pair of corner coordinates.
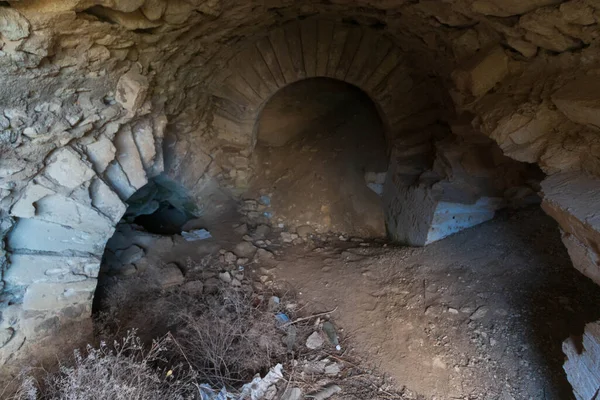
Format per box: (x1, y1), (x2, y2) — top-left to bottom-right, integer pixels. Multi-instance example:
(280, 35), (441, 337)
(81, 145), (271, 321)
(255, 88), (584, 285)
(0, 0), (600, 383)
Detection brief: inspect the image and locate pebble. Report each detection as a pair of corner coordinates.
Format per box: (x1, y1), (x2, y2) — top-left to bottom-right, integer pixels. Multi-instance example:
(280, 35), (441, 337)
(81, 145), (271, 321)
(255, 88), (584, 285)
(281, 232), (299, 243)
(470, 306), (490, 320)
(281, 388), (303, 400)
(253, 224), (271, 239)
(234, 241), (258, 258)
(236, 257), (249, 266)
(306, 331), (325, 349)
(296, 225), (314, 238)
(219, 271), (232, 283)
(224, 252), (237, 264)
(324, 362), (340, 375)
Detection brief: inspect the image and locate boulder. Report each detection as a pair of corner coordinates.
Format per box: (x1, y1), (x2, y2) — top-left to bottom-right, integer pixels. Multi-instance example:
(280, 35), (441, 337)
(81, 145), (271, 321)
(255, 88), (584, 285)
(552, 76), (600, 129)
(0, 7), (30, 40)
(141, 0), (167, 20)
(115, 69), (149, 113)
(563, 321), (600, 400)
(452, 46), (508, 97)
(43, 148), (95, 190)
(541, 173), (600, 285)
(85, 136), (116, 173)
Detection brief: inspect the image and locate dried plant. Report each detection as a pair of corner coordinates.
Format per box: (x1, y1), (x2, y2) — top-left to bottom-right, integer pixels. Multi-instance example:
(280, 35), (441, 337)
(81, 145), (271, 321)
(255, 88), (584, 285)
(174, 284), (287, 388)
(8, 331), (197, 400)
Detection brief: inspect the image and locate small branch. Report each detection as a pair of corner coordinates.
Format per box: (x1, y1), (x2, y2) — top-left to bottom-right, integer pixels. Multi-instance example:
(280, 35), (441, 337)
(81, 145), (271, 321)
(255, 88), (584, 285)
(280, 307), (338, 328)
(167, 331), (194, 370)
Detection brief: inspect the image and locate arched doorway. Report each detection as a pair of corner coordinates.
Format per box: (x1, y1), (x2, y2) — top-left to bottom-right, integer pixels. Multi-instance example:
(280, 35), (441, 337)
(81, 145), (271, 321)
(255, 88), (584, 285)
(248, 77), (388, 237)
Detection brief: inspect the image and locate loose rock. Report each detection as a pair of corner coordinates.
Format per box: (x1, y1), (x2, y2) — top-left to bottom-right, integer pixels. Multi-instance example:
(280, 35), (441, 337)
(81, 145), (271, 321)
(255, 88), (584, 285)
(234, 241), (258, 258)
(306, 331), (325, 349)
(157, 263), (184, 288)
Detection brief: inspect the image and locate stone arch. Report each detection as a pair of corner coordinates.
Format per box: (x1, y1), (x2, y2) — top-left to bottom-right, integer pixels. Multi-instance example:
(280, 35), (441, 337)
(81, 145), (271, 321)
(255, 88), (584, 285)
(204, 18), (427, 151)
(2, 95), (166, 362)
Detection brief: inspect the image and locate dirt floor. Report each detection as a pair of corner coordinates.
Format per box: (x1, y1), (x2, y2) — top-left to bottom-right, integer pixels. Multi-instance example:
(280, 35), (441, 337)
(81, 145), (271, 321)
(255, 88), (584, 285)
(94, 206), (600, 400)
(270, 208), (600, 399)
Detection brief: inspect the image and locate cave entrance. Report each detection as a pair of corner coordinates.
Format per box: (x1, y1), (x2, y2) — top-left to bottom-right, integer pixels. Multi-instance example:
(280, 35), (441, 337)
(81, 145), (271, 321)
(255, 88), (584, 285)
(248, 77), (389, 237)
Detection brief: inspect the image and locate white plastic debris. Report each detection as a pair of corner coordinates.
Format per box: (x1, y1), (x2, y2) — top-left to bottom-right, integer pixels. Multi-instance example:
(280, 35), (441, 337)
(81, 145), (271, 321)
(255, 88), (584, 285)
(239, 363), (284, 400)
(181, 228), (212, 241)
(198, 384), (235, 400)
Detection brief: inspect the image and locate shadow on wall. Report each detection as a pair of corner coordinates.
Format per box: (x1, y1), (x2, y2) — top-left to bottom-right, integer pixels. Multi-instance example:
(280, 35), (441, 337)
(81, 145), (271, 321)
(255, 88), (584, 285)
(256, 77), (388, 148)
(123, 175), (201, 234)
(502, 212), (600, 399)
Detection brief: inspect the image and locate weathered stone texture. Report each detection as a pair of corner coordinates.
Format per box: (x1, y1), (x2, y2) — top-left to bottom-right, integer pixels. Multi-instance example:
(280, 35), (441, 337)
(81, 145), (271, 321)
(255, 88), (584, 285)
(563, 321), (600, 400)
(541, 173), (600, 286)
(1, 0), (600, 380)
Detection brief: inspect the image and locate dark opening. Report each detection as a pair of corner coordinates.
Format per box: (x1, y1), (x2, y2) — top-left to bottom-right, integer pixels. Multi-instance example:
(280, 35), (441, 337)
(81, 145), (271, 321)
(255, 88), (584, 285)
(249, 77), (388, 237)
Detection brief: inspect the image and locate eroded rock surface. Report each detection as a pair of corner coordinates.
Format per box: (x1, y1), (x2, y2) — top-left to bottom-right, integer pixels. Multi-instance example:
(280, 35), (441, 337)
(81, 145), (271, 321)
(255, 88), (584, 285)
(0, 1), (600, 388)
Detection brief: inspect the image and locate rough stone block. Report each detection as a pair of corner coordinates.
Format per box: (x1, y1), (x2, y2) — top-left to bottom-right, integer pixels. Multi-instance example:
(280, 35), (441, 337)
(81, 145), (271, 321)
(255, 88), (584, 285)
(10, 184), (55, 218)
(43, 147), (95, 190)
(105, 161), (136, 200)
(4, 254), (100, 287)
(552, 76), (600, 129)
(426, 197), (502, 244)
(115, 69), (149, 113)
(542, 173), (600, 285)
(452, 46), (508, 97)
(383, 181), (438, 246)
(0, 7), (30, 40)
(114, 126), (148, 189)
(87, 7), (161, 30)
(561, 231), (600, 285)
(86, 135), (116, 173)
(22, 279), (97, 311)
(132, 119), (157, 170)
(563, 321), (600, 400)
(141, 0), (167, 21)
(89, 178), (127, 223)
(7, 218), (107, 255)
(34, 194), (114, 235)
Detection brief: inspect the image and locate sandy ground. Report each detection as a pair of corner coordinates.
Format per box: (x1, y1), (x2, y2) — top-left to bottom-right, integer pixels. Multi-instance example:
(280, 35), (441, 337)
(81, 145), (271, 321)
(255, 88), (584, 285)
(270, 208), (600, 399)
(97, 207), (600, 399)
